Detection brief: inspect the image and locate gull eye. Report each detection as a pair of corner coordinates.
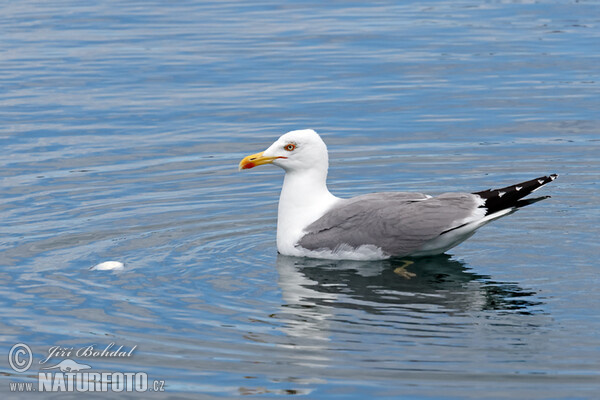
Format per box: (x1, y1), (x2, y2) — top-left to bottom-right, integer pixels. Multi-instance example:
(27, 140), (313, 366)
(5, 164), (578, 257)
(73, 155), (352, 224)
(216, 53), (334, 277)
(284, 143), (296, 151)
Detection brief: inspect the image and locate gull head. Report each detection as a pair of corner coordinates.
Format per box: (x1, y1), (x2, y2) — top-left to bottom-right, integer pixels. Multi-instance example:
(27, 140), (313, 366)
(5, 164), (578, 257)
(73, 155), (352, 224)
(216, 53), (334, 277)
(239, 129), (329, 173)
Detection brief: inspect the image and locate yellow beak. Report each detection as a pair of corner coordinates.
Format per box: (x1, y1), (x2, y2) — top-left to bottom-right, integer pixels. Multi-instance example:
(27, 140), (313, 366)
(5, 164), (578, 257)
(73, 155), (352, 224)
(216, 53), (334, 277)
(239, 151), (283, 170)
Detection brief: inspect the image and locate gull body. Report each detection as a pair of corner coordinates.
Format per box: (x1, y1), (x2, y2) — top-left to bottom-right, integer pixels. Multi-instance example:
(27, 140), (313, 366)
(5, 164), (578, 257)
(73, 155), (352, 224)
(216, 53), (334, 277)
(239, 129), (556, 260)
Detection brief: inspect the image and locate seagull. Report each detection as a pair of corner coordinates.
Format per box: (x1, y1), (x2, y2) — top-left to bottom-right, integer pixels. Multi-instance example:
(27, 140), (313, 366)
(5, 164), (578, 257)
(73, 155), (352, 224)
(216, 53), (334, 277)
(239, 129), (557, 260)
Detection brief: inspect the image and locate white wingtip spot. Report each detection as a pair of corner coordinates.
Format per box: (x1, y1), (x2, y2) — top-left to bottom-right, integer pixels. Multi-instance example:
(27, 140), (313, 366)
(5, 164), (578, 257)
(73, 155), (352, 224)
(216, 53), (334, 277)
(550, 175), (556, 180)
(515, 186), (522, 191)
(498, 191), (506, 197)
(91, 261), (124, 271)
(538, 179), (544, 184)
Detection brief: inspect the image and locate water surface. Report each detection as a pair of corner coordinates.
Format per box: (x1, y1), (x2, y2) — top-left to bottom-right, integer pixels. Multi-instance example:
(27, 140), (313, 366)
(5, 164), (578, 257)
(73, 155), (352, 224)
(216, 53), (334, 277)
(1, 1), (599, 398)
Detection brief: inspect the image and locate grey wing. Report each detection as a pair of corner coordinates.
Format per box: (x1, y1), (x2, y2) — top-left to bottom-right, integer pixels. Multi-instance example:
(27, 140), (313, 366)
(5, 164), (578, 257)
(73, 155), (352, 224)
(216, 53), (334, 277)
(297, 192), (481, 256)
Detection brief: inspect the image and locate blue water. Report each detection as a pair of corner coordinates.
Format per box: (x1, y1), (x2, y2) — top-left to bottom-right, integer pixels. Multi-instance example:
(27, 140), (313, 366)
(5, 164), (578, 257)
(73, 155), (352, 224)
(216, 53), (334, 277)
(1, 1), (599, 398)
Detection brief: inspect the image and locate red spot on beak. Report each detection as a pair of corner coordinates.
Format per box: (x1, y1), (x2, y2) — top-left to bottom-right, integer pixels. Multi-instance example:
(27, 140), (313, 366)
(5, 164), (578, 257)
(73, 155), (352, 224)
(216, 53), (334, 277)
(239, 152), (287, 171)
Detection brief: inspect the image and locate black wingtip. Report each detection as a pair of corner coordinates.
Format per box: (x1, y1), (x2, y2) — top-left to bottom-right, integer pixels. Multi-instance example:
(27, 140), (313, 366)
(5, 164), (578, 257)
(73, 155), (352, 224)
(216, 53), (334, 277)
(515, 195), (550, 208)
(474, 174), (557, 215)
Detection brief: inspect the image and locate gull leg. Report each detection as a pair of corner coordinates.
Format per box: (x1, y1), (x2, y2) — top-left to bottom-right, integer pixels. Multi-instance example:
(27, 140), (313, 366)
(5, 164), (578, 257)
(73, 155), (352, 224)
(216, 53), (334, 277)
(393, 260), (416, 279)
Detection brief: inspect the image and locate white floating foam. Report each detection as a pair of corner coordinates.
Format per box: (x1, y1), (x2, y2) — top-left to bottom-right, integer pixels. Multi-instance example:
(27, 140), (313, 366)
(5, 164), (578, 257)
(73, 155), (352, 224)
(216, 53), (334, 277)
(91, 261), (124, 271)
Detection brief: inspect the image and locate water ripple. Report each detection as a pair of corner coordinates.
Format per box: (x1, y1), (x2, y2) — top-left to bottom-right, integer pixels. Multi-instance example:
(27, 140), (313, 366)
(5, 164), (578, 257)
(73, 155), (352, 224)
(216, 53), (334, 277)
(1, 0), (599, 398)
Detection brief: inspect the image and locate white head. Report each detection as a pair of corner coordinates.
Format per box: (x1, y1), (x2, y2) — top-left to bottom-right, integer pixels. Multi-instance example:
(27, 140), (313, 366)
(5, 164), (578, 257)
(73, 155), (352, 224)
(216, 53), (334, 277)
(239, 129), (329, 174)
(239, 129), (337, 256)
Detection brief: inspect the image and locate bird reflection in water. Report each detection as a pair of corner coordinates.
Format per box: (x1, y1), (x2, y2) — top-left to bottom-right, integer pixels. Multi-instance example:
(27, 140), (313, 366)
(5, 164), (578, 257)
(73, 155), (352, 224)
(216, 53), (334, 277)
(271, 254), (547, 372)
(276, 254), (543, 316)
(271, 255), (549, 378)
